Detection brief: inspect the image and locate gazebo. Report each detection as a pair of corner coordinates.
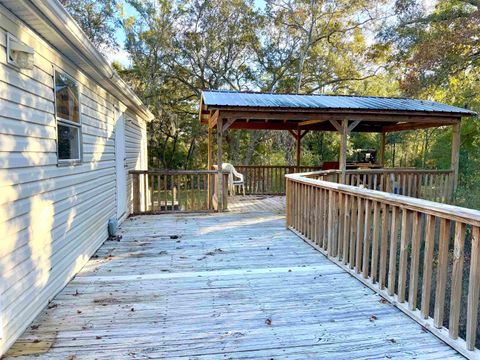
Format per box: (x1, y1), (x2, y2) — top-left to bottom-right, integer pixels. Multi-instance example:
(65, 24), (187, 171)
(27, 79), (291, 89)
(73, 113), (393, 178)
(199, 90), (475, 210)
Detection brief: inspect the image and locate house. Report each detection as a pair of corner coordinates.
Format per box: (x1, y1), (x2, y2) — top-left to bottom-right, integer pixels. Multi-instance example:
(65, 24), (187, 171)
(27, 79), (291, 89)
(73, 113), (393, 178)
(0, 0), (154, 355)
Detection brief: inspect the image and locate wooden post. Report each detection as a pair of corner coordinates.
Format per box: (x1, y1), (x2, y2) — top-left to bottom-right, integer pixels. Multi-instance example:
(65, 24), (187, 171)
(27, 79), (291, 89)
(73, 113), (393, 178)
(379, 132), (386, 167)
(339, 119), (348, 183)
(216, 117), (224, 212)
(207, 126), (213, 209)
(451, 122), (461, 196)
(296, 131), (301, 168)
(132, 172), (140, 214)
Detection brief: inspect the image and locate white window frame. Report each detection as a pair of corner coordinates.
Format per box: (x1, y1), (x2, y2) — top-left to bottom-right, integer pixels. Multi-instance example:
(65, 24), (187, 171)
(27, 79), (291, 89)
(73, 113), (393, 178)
(54, 67), (82, 165)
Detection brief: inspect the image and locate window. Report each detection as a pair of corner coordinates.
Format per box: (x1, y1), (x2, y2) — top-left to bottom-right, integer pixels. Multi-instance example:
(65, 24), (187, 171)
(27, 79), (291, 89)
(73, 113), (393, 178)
(54, 70), (81, 162)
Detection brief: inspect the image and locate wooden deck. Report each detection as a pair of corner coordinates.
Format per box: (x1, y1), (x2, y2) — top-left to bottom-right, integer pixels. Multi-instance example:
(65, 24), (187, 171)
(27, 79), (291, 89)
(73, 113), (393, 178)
(5, 196), (462, 359)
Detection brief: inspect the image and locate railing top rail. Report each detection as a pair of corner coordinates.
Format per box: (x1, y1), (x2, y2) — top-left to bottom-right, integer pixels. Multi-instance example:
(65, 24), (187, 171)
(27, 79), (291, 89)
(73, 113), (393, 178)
(130, 170), (229, 175)
(300, 168), (453, 176)
(234, 165), (323, 169)
(286, 172), (480, 226)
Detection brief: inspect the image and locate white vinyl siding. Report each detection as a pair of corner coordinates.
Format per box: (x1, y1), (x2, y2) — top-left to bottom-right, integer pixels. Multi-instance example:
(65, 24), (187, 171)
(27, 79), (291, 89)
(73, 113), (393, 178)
(0, 6), (149, 356)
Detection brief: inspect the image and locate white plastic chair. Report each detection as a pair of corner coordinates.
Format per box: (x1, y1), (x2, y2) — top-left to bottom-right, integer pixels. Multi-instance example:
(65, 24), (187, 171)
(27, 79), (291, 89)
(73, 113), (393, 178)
(214, 163), (245, 196)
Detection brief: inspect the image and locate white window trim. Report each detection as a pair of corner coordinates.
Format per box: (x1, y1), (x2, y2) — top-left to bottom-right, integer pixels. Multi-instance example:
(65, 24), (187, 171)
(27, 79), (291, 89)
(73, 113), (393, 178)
(53, 67), (83, 165)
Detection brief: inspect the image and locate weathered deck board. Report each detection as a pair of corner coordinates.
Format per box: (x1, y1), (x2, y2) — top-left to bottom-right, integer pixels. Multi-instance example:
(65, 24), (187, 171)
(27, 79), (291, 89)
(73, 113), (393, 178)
(5, 196), (462, 359)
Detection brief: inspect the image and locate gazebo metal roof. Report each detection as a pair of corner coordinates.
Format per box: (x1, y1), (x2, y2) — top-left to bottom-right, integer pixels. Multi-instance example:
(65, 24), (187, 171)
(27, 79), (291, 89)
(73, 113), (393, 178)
(202, 90), (475, 116)
(199, 90), (475, 133)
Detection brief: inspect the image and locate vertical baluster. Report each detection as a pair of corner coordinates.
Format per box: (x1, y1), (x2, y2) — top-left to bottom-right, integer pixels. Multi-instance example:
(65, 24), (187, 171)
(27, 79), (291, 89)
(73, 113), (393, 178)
(143, 173), (148, 212)
(191, 175), (196, 210)
(371, 201), (380, 282)
(149, 174), (153, 212)
(349, 195), (358, 269)
(315, 187), (322, 244)
(398, 209), (410, 302)
(313, 187), (318, 244)
(362, 199), (372, 278)
(156, 175), (161, 213)
(355, 198), (365, 274)
(408, 211), (422, 310)
(332, 191), (339, 257)
(466, 226), (480, 350)
(342, 194), (350, 265)
(388, 206), (400, 296)
(421, 214), (436, 318)
(378, 203), (389, 289)
(449, 221), (466, 339)
(337, 193), (345, 258)
(322, 188), (329, 249)
(434, 218), (451, 328)
(305, 185), (311, 238)
(327, 190), (335, 255)
(164, 174), (168, 211)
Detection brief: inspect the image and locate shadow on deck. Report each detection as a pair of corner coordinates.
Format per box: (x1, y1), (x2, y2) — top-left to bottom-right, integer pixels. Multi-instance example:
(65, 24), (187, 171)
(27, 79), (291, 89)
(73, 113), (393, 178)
(5, 196), (462, 359)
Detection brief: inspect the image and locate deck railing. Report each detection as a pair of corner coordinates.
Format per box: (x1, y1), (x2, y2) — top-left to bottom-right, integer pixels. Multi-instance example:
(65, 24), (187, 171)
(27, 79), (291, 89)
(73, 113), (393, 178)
(309, 168), (454, 203)
(130, 170), (228, 214)
(286, 172), (480, 358)
(234, 165), (323, 195)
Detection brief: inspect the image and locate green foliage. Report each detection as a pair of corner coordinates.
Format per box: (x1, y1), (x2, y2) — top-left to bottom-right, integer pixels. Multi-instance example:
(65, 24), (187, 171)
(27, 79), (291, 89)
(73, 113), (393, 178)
(60, 0), (120, 50)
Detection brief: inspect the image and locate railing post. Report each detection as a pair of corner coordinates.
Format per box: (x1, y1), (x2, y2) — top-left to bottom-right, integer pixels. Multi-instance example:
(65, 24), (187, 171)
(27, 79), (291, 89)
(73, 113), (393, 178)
(216, 118), (224, 212)
(132, 172), (140, 214)
(223, 172), (229, 210)
(451, 122), (460, 198)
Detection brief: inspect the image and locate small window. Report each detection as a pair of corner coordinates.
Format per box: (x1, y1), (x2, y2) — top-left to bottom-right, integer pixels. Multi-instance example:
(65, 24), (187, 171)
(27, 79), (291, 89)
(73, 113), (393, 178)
(54, 70), (81, 163)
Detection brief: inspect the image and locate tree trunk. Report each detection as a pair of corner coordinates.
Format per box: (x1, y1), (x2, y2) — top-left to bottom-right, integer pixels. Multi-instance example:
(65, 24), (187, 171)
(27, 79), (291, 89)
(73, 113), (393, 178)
(244, 131), (262, 165)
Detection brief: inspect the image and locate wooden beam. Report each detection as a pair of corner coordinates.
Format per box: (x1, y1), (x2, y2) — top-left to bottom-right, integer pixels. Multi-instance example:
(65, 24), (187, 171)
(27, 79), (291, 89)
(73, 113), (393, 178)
(300, 130), (309, 140)
(288, 129), (297, 138)
(329, 119), (343, 132)
(208, 110), (220, 129)
(382, 121), (457, 133)
(299, 119), (327, 126)
(214, 109), (460, 126)
(223, 118), (236, 132)
(348, 120), (362, 133)
(451, 122), (461, 197)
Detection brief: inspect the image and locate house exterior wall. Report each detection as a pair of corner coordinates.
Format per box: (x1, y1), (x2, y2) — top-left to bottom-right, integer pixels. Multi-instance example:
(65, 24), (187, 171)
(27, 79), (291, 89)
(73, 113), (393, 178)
(0, 6), (149, 355)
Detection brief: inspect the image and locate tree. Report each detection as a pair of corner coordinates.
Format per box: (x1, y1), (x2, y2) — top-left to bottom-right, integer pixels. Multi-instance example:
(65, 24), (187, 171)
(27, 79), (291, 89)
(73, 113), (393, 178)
(60, 0), (120, 50)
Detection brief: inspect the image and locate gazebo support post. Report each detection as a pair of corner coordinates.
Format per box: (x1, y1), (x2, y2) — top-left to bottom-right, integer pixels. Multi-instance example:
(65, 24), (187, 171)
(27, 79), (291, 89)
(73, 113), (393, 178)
(207, 126), (213, 209)
(379, 132), (386, 167)
(216, 117), (224, 212)
(296, 131), (301, 168)
(339, 119), (348, 184)
(451, 121), (461, 197)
